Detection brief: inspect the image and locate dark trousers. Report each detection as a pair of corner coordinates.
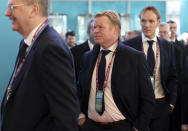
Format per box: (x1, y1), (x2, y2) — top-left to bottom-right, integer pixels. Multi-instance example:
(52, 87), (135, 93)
(149, 98), (172, 131)
(80, 118), (133, 131)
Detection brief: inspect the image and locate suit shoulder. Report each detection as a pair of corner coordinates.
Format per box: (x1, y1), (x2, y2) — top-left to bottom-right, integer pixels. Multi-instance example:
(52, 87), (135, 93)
(119, 42), (144, 56)
(71, 41), (88, 52)
(123, 35), (141, 45)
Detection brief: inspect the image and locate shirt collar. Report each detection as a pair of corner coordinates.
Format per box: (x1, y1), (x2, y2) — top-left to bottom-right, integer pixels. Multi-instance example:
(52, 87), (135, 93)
(142, 33), (157, 43)
(100, 42), (118, 53)
(24, 20), (46, 47)
(88, 40), (94, 50)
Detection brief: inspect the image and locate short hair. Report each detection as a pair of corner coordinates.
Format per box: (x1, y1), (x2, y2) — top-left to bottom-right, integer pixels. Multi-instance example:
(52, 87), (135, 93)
(94, 10), (121, 36)
(160, 22), (170, 30)
(167, 20), (176, 24)
(23, 0), (48, 17)
(139, 6), (161, 20)
(65, 30), (75, 38)
(87, 18), (95, 35)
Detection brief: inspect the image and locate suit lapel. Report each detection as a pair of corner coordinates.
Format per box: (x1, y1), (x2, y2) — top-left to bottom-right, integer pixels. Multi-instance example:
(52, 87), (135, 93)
(136, 35), (143, 51)
(157, 37), (164, 80)
(8, 25), (50, 100)
(87, 45), (100, 88)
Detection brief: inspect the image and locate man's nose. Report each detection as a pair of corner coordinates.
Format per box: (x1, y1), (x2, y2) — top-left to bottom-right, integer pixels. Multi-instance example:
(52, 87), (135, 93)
(5, 8), (11, 17)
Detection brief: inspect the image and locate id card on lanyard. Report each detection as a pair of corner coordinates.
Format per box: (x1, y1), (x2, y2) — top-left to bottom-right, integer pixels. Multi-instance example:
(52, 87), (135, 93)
(95, 50), (116, 112)
(143, 42), (159, 89)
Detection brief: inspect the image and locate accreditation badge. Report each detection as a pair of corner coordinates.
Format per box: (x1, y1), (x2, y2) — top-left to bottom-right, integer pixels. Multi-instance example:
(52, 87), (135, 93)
(95, 89), (104, 112)
(150, 76), (155, 89)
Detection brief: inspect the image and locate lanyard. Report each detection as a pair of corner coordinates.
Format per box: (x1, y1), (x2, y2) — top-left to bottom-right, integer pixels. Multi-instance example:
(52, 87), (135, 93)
(142, 42), (159, 76)
(6, 19), (49, 100)
(96, 50), (116, 89)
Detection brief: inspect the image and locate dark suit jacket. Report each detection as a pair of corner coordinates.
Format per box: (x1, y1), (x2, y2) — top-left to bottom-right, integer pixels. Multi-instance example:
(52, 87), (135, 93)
(182, 56), (188, 124)
(123, 35), (177, 106)
(71, 40), (90, 80)
(78, 42), (155, 130)
(1, 25), (79, 131)
(185, 44), (188, 57)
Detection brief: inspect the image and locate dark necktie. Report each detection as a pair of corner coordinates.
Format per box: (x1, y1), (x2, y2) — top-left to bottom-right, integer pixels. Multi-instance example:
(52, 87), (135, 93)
(96, 50), (110, 115)
(98, 50), (111, 90)
(18, 43), (28, 65)
(14, 43), (28, 79)
(147, 40), (155, 76)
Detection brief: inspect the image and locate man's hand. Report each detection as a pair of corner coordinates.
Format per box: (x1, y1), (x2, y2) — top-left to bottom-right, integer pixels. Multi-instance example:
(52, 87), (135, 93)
(78, 117), (86, 126)
(170, 104), (174, 111)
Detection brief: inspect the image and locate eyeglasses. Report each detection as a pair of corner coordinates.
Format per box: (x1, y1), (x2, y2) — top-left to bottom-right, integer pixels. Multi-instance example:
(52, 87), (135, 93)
(8, 4), (25, 12)
(159, 31), (169, 35)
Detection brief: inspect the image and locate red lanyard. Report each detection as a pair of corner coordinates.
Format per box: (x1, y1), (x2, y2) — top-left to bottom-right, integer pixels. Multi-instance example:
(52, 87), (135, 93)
(96, 50), (116, 88)
(13, 19), (49, 83)
(7, 19), (49, 100)
(142, 42), (159, 75)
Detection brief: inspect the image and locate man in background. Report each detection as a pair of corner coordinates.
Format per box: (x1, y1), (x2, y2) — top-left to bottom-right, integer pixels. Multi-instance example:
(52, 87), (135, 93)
(65, 30), (77, 48)
(167, 20), (186, 131)
(1, 0), (79, 131)
(124, 30), (141, 40)
(71, 18), (95, 81)
(159, 22), (170, 41)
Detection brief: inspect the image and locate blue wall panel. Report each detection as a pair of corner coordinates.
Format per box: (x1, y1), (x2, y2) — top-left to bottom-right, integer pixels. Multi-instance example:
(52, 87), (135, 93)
(0, 0), (21, 101)
(180, 0), (188, 33)
(53, 1), (88, 39)
(92, 1), (127, 14)
(52, 1), (166, 37)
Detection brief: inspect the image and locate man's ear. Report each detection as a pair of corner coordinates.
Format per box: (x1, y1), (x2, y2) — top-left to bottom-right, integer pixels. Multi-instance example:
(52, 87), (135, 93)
(29, 3), (39, 18)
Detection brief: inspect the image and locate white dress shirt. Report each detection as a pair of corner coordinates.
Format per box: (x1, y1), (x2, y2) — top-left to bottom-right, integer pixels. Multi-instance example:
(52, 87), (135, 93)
(88, 42), (126, 122)
(142, 33), (165, 99)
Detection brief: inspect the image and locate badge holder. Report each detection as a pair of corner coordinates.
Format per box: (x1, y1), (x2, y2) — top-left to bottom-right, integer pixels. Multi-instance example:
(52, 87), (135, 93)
(150, 75), (155, 89)
(95, 88), (104, 113)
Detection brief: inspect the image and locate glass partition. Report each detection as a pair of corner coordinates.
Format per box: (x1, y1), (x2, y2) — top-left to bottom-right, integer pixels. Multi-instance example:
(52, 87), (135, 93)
(48, 13), (67, 35)
(78, 14), (93, 43)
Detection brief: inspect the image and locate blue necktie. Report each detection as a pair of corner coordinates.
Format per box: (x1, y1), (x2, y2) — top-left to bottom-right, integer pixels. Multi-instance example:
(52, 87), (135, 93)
(147, 40), (155, 76)
(96, 50), (110, 115)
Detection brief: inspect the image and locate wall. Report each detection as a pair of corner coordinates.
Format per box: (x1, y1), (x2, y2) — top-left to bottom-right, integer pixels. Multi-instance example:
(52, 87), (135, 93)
(180, 0), (188, 33)
(52, 1), (166, 40)
(0, 0), (21, 102)
(0, 0), (22, 128)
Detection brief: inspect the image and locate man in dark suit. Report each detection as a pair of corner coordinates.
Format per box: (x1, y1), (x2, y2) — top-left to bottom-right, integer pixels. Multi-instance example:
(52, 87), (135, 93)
(165, 20), (186, 131)
(1, 0), (79, 131)
(124, 6), (177, 131)
(182, 56), (188, 131)
(71, 18), (95, 80)
(78, 10), (155, 131)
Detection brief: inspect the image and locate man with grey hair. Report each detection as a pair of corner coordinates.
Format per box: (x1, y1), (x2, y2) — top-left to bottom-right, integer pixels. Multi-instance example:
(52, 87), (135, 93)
(159, 22), (170, 40)
(78, 10), (155, 131)
(1, 0), (79, 131)
(71, 18), (95, 80)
